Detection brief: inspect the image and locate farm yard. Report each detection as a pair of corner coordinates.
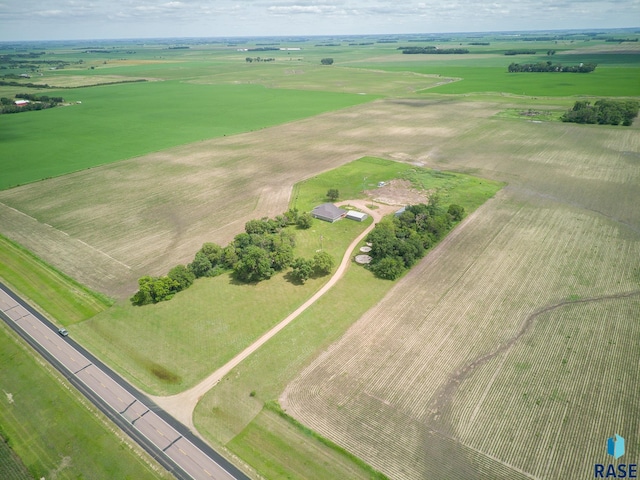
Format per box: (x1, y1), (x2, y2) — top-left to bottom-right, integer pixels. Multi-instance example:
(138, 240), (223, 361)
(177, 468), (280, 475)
(1, 31), (639, 480)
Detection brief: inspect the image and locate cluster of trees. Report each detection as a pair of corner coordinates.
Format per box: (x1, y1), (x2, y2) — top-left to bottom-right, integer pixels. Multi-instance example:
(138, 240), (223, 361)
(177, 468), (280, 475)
(130, 266), (196, 306)
(247, 47), (280, 52)
(605, 38), (638, 43)
(504, 49), (537, 55)
(365, 199), (465, 280)
(561, 99), (639, 126)
(0, 94), (65, 114)
(469, 42), (490, 46)
(290, 251), (334, 284)
(507, 62), (596, 73)
(15, 93), (63, 102)
(131, 208), (321, 305)
(245, 57), (275, 62)
(321, 58), (334, 65)
(0, 80), (51, 89)
(398, 46), (469, 54)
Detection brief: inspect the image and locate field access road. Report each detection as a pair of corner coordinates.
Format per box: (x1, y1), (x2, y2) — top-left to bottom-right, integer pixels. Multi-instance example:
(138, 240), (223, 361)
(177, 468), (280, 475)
(0, 282), (249, 480)
(152, 200), (398, 432)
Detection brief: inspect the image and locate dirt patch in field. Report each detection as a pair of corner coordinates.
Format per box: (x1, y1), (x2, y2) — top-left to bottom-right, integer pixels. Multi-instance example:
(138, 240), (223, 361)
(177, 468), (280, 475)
(364, 179), (431, 206)
(37, 75), (159, 88)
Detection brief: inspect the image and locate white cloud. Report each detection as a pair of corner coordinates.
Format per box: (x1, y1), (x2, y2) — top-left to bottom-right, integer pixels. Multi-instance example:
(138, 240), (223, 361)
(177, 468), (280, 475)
(0, 0), (637, 40)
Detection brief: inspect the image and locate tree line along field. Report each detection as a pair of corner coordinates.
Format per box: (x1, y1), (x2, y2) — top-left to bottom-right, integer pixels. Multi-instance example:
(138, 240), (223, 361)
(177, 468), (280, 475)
(0, 32), (639, 480)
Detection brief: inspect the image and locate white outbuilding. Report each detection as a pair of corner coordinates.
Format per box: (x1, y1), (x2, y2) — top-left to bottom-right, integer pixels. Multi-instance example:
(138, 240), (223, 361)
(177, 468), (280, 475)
(346, 210), (368, 222)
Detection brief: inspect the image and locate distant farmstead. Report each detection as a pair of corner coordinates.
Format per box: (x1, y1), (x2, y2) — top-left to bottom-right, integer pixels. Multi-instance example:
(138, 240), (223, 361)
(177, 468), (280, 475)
(311, 203), (346, 223)
(14, 99), (30, 106)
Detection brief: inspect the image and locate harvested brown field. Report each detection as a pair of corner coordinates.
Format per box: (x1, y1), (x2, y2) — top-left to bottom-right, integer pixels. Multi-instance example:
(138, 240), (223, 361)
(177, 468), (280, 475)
(37, 75), (158, 88)
(0, 96), (637, 301)
(277, 101), (640, 478)
(0, 98), (501, 297)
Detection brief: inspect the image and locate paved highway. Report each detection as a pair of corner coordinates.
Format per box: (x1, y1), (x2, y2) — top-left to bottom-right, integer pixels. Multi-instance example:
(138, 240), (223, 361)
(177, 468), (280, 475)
(0, 281), (249, 480)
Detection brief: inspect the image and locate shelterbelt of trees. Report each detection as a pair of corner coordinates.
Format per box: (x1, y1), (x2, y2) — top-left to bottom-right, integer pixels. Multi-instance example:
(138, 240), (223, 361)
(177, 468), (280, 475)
(398, 46), (470, 54)
(562, 99), (639, 126)
(130, 208), (334, 305)
(508, 61), (597, 73)
(365, 198), (465, 280)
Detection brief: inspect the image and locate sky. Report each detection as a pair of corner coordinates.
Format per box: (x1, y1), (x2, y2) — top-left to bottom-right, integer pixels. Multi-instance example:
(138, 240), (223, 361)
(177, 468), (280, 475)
(0, 0), (638, 41)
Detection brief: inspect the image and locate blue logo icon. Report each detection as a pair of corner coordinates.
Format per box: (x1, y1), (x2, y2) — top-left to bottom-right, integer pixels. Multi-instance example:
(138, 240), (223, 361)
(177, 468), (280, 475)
(608, 434), (625, 460)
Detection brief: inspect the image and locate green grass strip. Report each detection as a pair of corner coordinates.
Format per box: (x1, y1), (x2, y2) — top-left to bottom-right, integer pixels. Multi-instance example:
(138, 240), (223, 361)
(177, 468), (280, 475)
(263, 400), (390, 480)
(0, 234), (112, 324)
(0, 324), (168, 479)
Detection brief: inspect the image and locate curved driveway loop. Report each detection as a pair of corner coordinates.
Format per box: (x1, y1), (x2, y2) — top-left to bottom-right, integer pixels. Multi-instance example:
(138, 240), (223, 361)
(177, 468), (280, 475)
(0, 282), (247, 480)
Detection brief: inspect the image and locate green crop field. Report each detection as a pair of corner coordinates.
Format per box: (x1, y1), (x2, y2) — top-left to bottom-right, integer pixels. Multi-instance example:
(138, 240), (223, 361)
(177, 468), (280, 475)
(0, 81), (375, 190)
(0, 323), (170, 480)
(372, 65), (640, 96)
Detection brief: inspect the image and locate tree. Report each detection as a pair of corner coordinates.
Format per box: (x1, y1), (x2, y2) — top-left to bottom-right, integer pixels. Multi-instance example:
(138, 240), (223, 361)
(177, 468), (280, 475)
(130, 276), (154, 306)
(270, 241), (294, 270)
(291, 257), (314, 284)
(371, 257), (405, 280)
(297, 212), (313, 229)
(131, 275), (179, 305)
(150, 276), (178, 302)
(327, 188), (339, 201)
(284, 208), (299, 225)
(189, 251), (212, 277)
(234, 246), (274, 282)
(447, 204), (465, 222)
(321, 58), (334, 65)
(313, 251), (334, 275)
(168, 264), (195, 291)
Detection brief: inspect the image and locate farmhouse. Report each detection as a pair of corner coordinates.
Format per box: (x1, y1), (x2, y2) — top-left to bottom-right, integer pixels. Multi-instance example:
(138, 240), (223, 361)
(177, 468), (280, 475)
(346, 210), (368, 222)
(311, 203), (346, 223)
(14, 99), (30, 106)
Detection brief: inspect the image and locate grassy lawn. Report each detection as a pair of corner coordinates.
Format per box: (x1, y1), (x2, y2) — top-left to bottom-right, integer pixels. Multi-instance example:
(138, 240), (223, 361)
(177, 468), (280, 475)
(0, 81), (376, 190)
(0, 234), (111, 325)
(0, 323), (170, 480)
(196, 264), (395, 479)
(73, 217), (369, 395)
(292, 156), (504, 213)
